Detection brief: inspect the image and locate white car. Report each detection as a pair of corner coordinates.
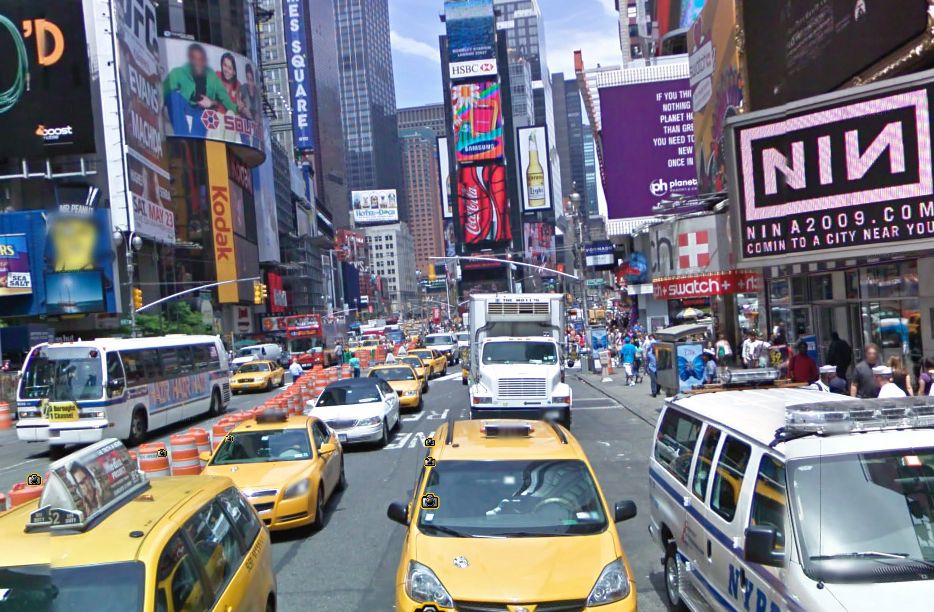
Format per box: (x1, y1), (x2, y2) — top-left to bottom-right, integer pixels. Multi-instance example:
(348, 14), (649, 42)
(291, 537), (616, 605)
(425, 332), (458, 363)
(305, 378), (400, 447)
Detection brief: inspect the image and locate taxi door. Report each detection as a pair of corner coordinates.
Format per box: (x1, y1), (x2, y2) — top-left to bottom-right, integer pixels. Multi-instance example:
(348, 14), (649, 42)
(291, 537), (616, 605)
(312, 420), (340, 494)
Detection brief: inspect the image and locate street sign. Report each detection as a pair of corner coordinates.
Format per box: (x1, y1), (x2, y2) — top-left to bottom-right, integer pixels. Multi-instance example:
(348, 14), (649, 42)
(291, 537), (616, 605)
(586, 278), (606, 288)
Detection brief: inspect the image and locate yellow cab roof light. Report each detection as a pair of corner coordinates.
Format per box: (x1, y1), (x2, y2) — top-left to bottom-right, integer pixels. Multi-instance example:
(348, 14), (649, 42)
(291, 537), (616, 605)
(480, 421), (534, 438)
(256, 409), (290, 424)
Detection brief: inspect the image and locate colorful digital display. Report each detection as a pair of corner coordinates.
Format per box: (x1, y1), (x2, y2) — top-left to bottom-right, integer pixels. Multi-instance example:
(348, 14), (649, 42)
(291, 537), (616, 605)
(458, 164), (511, 246)
(452, 81), (504, 163)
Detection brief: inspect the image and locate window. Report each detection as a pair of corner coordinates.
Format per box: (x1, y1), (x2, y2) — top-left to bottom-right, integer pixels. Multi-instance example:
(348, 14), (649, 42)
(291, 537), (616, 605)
(192, 345), (211, 372)
(176, 346), (194, 375)
(121, 350), (148, 386)
(311, 421), (329, 449)
(155, 534), (207, 612)
(692, 426), (721, 500)
(749, 454), (786, 551)
(183, 501), (244, 603)
(710, 436), (752, 522)
(107, 352), (125, 383)
(654, 409), (701, 484)
(216, 488), (261, 546)
(160, 348), (180, 377)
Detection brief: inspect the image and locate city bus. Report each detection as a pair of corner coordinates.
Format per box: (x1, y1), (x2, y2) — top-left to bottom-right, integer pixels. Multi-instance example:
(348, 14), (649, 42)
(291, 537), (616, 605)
(15, 335), (230, 449)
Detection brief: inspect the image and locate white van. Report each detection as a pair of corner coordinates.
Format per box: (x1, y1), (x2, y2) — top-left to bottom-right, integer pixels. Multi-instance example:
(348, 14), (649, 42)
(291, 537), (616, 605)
(649, 373), (934, 612)
(231, 343), (284, 368)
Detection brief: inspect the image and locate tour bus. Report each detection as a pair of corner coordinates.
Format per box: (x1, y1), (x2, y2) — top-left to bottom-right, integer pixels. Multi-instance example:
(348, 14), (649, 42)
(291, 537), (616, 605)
(16, 335), (230, 448)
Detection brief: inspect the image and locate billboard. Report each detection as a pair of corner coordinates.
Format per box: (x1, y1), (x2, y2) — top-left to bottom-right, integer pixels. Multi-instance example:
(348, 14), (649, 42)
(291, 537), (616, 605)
(524, 222), (557, 274)
(452, 81), (504, 163)
(585, 241), (615, 268)
(0, 0), (95, 158)
(282, 0), (315, 152)
(444, 0), (496, 64)
(458, 164), (511, 245)
(205, 141), (239, 302)
(743, 0), (928, 110)
(730, 75), (934, 263)
(689, 0), (744, 194)
(437, 137), (454, 218)
(518, 126), (552, 212)
(160, 38), (265, 156)
(0, 235), (31, 296)
(352, 190), (399, 225)
(599, 79), (698, 219)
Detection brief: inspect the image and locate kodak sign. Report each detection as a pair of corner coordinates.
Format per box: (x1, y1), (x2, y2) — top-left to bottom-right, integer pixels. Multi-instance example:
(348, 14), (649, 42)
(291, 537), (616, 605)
(205, 141), (239, 302)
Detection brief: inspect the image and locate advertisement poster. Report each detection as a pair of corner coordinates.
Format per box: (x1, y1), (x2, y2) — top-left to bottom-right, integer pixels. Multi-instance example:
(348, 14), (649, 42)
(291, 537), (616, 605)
(0, 0), (95, 158)
(352, 190), (399, 225)
(115, 0), (175, 244)
(444, 0), (496, 64)
(458, 164), (511, 245)
(206, 142), (239, 302)
(160, 38), (265, 155)
(585, 241), (615, 268)
(676, 342), (705, 392)
(688, 0), (744, 194)
(443, 220), (457, 257)
(599, 79), (698, 219)
(452, 81), (504, 163)
(0, 235), (31, 296)
(730, 77), (934, 262)
(437, 137), (454, 218)
(518, 126), (552, 212)
(282, 0), (315, 151)
(524, 222), (556, 274)
(743, 0), (928, 109)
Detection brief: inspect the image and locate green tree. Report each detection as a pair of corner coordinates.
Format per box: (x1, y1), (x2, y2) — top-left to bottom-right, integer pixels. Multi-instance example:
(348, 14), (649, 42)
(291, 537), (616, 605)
(136, 302), (212, 336)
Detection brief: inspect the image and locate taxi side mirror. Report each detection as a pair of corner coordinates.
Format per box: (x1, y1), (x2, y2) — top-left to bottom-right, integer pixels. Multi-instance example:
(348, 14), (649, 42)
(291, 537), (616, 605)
(744, 526), (785, 568)
(199, 451), (212, 464)
(387, 501), (409, 525)
(319, 442), (337, 455)
(614, 500), (637, 523)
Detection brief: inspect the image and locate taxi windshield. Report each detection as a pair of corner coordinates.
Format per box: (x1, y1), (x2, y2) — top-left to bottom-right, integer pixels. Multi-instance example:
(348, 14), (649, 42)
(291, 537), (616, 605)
(370, 367), (415, 382)
(211, 429), (313, 464)
(401, 358), (424, 369)
(20, 347), (104, 401)
(0, 562), (143, 610)
(417, 460), (607, 538)
(317, 386), (381, 406)
(482, 341), (557, 365)
(237, 362), (271, 374)
(789, 447), (934, 583)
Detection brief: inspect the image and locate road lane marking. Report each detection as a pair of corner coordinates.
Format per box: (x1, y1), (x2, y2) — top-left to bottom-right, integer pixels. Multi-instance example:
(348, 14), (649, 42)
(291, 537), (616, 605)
(0, 459), (43, 474)
(426, 409), (449, 420)
(401, 413), (423, 423)
(434, 373), (462, 382)
(574, 398), (620, 406)
(385, 432), (414, 449)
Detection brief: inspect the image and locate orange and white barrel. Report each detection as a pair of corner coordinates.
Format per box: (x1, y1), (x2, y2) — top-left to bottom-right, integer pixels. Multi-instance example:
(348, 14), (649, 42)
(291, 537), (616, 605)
(0, 402), (12, 430)
(327, 367), (339, 383)
(189, 428), (211, 466)
(341, 365), (352, 379)
(9, 482), (42, 508)
(0, 491), (7, 513)
(212, 419), (236, 449)
(169, 434), (201, 476)
(138, 442), (171, 477)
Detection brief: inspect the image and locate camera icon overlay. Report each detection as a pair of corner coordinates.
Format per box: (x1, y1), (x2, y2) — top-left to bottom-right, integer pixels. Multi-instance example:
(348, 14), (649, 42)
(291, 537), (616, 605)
(156, 448), (168, 458)
(423, 437), (435, 447)
(26, 473), (42, 486)
(421, 493), (440, 510)
(424, 456), (436, 467)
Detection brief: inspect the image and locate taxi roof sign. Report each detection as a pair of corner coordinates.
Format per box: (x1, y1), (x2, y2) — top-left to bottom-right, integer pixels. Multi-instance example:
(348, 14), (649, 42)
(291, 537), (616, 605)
(28, 438), (148, 532)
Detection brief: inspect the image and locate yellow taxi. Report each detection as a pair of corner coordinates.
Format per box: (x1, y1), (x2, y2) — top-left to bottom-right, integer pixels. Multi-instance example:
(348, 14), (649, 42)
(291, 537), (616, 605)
(387, 420), (638, 611)
(0, 439), (276, 611)
(230, 359), (286, 393)
(201, 410), (345, 531)
(399, 355), (430, 392)
(369, 364), (424, 411)
(409, 349), (447, 379)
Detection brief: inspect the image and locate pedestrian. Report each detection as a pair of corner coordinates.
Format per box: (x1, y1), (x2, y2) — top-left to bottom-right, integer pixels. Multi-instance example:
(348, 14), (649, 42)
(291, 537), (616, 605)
(621, 337), (637, 386)
(887, 356), (914, 396)
(771, 324), (787, 347)
(918, 357), (934, 395)
(813, 364), (846, 394)
(288, 358), (303, 382)
(702, 350), (718, 384)
(335, 340), (344, 366)
(633, 339), (643, 383)
(850, 343), (881, 398)
(646, 342), (659, 397)
(741, 330), (767, 369)
(349, 354), (361, 378)
(715, 334), (733, 366)
(875, 365), (907, 398)
(787, 341), (818, 384)
(825, 332), (852, 380)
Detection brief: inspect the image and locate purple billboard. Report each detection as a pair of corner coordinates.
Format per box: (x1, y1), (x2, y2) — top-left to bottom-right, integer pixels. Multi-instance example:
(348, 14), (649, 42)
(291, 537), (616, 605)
(599, 79), (698, 219)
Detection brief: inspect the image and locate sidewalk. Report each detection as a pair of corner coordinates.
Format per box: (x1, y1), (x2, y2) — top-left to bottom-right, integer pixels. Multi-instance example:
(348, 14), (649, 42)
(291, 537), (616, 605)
(574, 368), (666, 428)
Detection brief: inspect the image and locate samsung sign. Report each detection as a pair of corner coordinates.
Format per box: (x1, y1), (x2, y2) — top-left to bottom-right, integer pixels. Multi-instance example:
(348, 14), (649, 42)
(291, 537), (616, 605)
(449, 58), (498, 80)
(283, 0), (315, 152)
(730, 73), (934, 263)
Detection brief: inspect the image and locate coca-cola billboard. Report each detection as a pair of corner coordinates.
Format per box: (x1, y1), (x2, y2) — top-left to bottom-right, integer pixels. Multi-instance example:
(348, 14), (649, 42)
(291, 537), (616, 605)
(458, 164), (512, 246)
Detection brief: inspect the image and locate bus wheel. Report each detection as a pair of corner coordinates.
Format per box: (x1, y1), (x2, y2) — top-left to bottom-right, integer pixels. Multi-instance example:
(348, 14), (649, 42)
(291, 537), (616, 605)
(128, 408), (148, 446)
(209, 389), (224, 417)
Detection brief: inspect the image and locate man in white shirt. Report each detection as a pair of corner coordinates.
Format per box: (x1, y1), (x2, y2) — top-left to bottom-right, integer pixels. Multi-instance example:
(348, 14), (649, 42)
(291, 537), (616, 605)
(741, 330), (769, 368)
(289, 358), (304, 382)
(874, 365), (906, 398)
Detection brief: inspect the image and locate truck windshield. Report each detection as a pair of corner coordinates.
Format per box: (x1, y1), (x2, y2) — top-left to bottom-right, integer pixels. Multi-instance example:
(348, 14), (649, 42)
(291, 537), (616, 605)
(425, 336), (452, 346)
(789, 447), (934, 583)
(0, 562), (144, 610)
(482, 341), (557, 365)
(20, 347), (104, 401)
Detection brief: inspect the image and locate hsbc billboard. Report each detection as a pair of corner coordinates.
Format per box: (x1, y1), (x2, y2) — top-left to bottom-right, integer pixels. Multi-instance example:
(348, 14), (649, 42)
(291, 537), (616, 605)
(449, 58), (498, 80)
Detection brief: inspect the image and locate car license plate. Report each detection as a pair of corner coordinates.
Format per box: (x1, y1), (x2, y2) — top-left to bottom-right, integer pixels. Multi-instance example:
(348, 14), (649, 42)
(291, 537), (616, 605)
(46, 402), (79, 422)
(338, 433), (347, 443)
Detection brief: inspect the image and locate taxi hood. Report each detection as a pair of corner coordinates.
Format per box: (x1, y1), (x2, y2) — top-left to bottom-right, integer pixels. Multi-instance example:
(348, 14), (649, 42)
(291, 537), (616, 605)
(414, 531), (618, 602)
(203, 459), (310, 490)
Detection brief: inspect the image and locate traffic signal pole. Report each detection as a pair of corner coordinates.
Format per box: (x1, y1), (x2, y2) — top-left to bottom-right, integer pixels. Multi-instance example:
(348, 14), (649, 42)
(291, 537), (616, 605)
(135, 277), (261, 314)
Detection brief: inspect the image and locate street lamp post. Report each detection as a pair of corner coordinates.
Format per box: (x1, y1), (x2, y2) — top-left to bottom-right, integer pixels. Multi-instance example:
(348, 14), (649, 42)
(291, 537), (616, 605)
(113, 230), (144, 337)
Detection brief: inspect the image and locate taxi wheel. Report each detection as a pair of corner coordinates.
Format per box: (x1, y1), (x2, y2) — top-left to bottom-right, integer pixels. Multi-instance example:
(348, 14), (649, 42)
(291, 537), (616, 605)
(664, 544), (688, 611)
(312, 485), (326, 530)
(265, 379), (272, 392)
(416, 396), (424, 412)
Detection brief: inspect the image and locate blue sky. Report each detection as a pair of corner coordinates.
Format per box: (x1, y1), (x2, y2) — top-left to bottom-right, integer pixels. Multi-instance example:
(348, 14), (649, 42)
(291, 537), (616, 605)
(388, 0), (625, 108)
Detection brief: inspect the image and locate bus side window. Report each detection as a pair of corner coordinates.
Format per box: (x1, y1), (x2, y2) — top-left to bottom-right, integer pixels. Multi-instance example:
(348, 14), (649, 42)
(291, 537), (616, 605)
(121, 351), (146, 387)
(160, 348), (180, 378)
(140, 349), (162, 383)
(177, 347), (193, 375)
(106, 353), (125, 397)
(193, 345), (210, 372)
(207, 345), (221, 370)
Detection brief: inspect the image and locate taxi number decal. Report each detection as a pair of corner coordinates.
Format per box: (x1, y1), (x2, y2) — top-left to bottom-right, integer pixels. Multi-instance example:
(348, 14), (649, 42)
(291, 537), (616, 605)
(246, 536), (264, 572)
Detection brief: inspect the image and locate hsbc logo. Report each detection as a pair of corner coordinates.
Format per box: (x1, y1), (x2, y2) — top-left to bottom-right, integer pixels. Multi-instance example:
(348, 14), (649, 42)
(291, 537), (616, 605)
(449, 58), (498, 79)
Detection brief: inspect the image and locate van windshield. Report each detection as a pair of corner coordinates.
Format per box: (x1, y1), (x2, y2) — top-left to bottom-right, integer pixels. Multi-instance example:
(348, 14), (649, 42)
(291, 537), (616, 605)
(789, 448), (934, 583)
(482, 341), (557, 365)
(20, 347), (104, 401)
(425, 336), (453, 346)
(0, 562), (144, 610)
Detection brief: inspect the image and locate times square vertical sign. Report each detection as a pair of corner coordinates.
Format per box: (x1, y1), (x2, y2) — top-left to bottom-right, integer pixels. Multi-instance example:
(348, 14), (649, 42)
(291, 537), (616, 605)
(283, 0), (315, 151)
(730, 75), (934, 264)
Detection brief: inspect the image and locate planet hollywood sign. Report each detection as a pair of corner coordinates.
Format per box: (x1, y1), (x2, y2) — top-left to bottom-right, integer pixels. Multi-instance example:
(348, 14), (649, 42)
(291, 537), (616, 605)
(653, 270), (761, 300)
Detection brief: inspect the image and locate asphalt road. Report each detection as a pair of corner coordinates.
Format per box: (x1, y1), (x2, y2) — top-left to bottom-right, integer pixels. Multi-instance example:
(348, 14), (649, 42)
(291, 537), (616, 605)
(0, 373), (670, 611)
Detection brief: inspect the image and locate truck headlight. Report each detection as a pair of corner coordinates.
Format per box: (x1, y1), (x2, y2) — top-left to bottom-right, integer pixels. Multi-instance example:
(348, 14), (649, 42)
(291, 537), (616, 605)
(79, 409), (104, 419)
(587, 558), (630, 605)
(282, 479), (310, 500)
(405, 561), (454, 607)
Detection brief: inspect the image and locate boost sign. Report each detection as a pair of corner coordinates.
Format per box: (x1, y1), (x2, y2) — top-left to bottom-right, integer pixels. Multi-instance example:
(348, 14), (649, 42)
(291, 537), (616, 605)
(731, 75), (934, 263)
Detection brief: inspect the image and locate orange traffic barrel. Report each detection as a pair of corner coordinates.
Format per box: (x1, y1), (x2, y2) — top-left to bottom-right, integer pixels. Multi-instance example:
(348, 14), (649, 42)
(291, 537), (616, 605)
(212, 419), (236, 449)
(0, 402), (11, 430)
(128, 450), (138, 468)
(0, 491), (7, 513)
(189, 428), (211, 466)
(341, 365), (351, 379)
(169, 434), (201, 476)
(327, 367), (339, 383)
(138, 442), (171, 477)
(9, 481), (43, 508)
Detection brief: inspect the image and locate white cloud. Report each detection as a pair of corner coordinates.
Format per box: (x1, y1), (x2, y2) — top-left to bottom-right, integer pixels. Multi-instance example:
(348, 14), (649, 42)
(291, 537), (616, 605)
(390, 31), (441, 64)
(595, 0), (618, 16)
(546, 28), (622, 78)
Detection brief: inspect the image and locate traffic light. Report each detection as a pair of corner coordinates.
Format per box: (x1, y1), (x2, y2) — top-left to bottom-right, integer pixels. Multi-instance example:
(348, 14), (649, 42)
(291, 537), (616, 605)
(253, 281), (262, 305)
(259, 283), (268, 302)
(132, 287), (143, 311)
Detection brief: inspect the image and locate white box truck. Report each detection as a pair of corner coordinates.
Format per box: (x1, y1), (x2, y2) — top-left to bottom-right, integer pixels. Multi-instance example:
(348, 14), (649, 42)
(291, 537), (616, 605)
(467, 293), (573, 427)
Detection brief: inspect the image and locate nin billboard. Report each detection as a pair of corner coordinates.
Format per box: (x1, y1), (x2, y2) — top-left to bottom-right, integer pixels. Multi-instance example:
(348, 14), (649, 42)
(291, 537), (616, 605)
(452, 80), (504, 163)
(743, 0), (928, 110)
(729, 72), (934, 264)
(444, 0), (495, 64)
(352, 190), (399, 226)
(599, 79), (698, 219)
(0, 0), (95, 157)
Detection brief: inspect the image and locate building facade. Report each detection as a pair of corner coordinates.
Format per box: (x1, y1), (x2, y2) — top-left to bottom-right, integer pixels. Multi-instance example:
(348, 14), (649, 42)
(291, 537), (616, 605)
(364, 224), (418, 314)
(398, 127), (444, 274)
(397, 104), (447, 137)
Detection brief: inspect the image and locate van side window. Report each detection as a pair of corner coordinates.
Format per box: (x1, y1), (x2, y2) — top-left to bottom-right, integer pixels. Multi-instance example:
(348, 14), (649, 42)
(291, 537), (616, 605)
(749, 454), (786, 551)
(692, 426), (721, 500)
(155, 533), (208, 612)
(654, 409), (702, 485)
(183, 501), (244, 603)
(710, 436), (752, 522)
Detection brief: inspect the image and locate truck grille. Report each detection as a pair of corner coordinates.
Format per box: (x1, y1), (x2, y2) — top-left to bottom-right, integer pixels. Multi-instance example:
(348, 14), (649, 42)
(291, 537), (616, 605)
(497, 378), (547, 398)
(487, 302), (550, 316)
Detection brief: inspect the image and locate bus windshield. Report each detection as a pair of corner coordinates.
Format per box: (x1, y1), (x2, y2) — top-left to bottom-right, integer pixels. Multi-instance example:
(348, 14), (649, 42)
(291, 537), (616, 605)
(20, 347), (104, 401)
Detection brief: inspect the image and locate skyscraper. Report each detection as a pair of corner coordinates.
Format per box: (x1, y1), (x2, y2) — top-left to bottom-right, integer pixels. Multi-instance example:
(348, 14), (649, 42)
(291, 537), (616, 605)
(397, 104), (447, 137)
(334, 0), (404, 212)
(398, 126), (444, 274)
